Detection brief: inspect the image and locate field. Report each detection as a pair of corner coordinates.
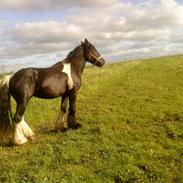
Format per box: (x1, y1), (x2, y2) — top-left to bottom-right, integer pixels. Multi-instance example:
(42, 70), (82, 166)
(0, 55), (183, 182)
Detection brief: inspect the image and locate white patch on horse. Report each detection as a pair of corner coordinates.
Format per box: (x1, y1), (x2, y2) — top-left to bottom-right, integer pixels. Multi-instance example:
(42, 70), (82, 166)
(55, 110), (65, 130)
(62, 63), (73, 90)
(13, 116), (34, 145)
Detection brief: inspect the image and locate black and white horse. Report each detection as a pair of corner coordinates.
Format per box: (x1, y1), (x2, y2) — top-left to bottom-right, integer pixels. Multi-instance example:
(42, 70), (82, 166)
(0, 39), (105, 145)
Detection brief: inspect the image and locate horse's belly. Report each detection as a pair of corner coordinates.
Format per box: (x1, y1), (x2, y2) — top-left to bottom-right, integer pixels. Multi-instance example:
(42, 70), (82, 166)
(34, 78), (68, 99)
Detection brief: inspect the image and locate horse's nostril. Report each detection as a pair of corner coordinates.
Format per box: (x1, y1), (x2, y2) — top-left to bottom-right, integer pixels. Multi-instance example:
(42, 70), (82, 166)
(101, 59), (105, 65)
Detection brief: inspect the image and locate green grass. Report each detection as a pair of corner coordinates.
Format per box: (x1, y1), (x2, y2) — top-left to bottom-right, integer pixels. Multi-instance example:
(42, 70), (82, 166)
(1, 55), (183, 182)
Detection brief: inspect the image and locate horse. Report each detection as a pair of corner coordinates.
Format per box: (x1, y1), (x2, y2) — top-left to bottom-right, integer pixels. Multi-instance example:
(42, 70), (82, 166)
(0, 39), (105, 145)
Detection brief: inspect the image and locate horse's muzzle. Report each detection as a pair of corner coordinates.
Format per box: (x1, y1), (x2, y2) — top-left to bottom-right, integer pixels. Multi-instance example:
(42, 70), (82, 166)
(96, 58), (105, 67)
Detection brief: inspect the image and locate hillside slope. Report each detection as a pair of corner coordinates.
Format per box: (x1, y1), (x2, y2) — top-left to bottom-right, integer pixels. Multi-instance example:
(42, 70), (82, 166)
(1, 55), (183, 182)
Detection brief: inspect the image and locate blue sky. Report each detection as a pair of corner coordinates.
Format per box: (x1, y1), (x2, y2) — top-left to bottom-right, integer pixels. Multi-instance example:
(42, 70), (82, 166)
(0, 0), (183, 72)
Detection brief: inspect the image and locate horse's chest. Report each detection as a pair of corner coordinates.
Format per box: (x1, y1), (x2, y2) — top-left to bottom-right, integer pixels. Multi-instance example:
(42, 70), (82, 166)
(62, 63), (73, 90)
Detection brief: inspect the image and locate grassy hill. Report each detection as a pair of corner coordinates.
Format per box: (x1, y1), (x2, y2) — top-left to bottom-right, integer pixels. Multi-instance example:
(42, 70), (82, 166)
(0, 55), (183, 182)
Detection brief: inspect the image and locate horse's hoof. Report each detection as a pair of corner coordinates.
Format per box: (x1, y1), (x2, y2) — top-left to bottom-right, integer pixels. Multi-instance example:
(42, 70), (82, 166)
(69, 122), (82, 130)
(12, 136), (28, 146)
(28, 135), (35, 140)
(55, 127), (67, 132)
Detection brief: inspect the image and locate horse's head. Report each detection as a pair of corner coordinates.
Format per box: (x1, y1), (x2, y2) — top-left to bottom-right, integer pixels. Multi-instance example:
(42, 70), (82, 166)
(82, 38), (105, 67)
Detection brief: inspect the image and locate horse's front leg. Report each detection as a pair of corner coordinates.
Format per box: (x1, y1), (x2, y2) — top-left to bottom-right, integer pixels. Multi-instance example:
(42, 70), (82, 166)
(67, 90), (82, 129)
(55, 94), (68, 131)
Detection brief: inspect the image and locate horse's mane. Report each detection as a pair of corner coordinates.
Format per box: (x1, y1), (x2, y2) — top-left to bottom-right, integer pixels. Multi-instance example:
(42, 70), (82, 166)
(66, 45), (83, 61)
(51, 44), (84, 67)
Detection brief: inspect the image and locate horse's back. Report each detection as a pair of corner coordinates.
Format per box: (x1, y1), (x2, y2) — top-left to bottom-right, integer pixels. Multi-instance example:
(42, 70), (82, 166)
(9, 63), (70, 100)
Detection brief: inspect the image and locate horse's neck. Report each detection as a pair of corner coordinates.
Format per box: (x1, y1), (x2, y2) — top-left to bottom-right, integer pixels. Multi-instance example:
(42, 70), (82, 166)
(66, 45), (86, 77)
(72, 58), (86, 77)
(51, 45), (86, 76)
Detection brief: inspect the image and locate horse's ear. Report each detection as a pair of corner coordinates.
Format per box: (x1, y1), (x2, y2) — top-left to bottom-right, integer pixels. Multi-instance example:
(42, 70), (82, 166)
(84, 38), (89, 44)
(81, 41), (84, 45)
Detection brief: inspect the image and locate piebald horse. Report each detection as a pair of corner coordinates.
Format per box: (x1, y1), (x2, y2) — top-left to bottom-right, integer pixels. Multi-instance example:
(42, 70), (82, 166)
(0, 39), (105, 145)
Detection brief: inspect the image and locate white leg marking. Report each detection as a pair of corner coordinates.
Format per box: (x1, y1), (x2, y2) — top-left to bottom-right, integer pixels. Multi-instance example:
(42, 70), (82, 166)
(13, 121), (28, 145)
(62, 63), (73, 90)
(13, 117), (34, 145)
(21, 117), (35, 140)
(55, 111), (65, 130)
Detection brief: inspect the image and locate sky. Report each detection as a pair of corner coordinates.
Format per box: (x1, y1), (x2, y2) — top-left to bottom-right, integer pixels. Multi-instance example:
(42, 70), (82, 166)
(0, 0), (183, 72)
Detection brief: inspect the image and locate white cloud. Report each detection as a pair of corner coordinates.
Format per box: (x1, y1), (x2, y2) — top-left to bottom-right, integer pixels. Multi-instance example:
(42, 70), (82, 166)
(0, 42), (72, 59)
(0, 32), (5, 42)
(0, 0), (116, 11)
(0, 0), (183, 72)
(11, 21), (83, 43)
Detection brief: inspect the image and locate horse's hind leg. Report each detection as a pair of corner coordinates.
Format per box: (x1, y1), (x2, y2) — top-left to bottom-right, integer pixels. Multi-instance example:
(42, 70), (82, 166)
(55, 94), (68, 131)
(13, 101), (34, 145)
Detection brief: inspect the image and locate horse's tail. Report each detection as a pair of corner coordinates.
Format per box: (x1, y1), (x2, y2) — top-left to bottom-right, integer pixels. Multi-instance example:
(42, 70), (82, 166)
(0, 75), (13, 139)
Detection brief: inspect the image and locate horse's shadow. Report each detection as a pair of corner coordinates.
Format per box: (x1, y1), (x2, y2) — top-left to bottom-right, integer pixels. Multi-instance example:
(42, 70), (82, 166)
(0, 138), (15, 147)
(36, 126), (68, 135)
(0, 126), (68, 147)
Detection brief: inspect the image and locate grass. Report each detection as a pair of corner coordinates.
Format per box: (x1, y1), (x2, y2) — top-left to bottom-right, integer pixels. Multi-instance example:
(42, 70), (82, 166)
(1, 55), (183, 182)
